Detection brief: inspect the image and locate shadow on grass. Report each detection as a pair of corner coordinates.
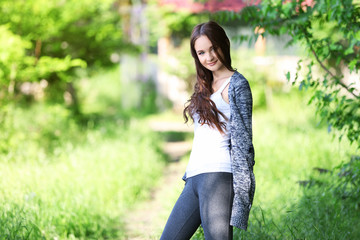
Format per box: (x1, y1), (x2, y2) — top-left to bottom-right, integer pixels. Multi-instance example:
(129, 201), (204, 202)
(157, 131), (193, 142)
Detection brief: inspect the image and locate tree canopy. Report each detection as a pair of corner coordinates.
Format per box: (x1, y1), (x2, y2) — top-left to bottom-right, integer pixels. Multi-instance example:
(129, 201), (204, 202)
(0, 0), (131, 106)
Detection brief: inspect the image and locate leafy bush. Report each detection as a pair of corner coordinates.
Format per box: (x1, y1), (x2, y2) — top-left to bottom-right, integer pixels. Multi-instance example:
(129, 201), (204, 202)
(0, 26), (31, 86)
(0, 0), (133, 106)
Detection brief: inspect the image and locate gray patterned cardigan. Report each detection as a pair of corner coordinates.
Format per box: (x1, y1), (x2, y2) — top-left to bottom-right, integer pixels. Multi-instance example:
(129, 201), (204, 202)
(182, 70), (255, 230)
(228, 70), (255, 230)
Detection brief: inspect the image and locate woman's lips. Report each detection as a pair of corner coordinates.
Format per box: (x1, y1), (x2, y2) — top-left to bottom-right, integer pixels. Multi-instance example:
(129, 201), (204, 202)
(207, 60), (217, 66)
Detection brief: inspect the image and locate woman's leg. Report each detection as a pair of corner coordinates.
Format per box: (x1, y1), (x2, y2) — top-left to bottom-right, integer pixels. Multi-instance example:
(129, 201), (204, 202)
(160, 177), (201, 240)
(196, 172), (234, 240)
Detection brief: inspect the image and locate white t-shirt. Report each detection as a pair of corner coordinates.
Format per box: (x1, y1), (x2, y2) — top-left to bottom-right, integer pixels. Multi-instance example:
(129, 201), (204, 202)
(185, 77), (231, 178)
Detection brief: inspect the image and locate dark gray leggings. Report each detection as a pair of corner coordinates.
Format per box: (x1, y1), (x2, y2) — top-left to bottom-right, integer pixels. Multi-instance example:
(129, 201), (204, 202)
(160, 172), (234, 240)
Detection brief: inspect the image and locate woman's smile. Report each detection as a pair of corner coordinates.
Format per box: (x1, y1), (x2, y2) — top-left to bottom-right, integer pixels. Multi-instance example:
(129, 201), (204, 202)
(207, 60), (218, 66)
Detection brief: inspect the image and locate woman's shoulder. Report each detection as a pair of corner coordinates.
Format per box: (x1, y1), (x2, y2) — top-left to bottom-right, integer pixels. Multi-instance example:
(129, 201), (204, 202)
(230, 70), (249, 88)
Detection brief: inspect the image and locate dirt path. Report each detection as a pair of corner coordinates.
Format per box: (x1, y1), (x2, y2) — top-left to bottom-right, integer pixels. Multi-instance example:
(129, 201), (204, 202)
(123, 121), (192, 239)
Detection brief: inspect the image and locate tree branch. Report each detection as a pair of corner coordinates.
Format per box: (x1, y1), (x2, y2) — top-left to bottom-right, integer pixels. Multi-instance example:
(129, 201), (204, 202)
(303, 33), (360, 99)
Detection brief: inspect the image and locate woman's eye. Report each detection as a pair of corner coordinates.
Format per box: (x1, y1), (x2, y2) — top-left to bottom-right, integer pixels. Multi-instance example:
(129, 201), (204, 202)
(198, 52), (204, 55)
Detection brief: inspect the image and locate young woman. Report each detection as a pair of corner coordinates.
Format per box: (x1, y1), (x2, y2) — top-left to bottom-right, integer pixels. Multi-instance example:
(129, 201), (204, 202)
(160, 21), (255, 240)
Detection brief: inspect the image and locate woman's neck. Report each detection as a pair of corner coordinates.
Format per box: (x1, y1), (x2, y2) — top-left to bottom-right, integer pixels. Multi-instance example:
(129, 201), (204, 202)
(212, 67), (234, 83)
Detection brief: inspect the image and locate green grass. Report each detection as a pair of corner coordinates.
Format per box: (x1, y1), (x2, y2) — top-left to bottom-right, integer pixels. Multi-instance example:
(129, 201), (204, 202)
(0, 66), (166, 239)
(0, 123), (165, 239)
(232, 90), (359, 240)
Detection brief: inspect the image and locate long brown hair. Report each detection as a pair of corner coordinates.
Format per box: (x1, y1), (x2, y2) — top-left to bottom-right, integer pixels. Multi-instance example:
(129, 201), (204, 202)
(183, 21), (235, 134)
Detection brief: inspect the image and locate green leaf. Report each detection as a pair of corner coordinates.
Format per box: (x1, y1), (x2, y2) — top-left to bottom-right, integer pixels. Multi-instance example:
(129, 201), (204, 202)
(348, 59), (358, 71)
(285, 71), (291, 82)
(279, 26), (287, 35)
(344, 46), (355, 55)
(355, 31), (360, 41)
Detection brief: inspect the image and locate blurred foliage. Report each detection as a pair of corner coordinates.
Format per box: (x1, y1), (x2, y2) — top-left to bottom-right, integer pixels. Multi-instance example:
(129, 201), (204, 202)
(77, 66), (160, 119)
(0, 64), (162, 163)
(0, 65), (166, 239)
(160, 39), (197, 92)
(0, 102), (79, 163)
(230, 48), (280, 110)
(335, 155), (360, 202)
(0, 117), (165, 239)
(146, 0), (209, 50)
(0, 0), (135, 107)
(146, 1), (211, 105)
(215, 0), (360, 147)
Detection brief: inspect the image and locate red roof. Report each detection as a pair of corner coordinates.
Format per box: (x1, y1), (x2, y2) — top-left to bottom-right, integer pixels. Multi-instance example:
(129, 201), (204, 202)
(159, 0), (261, 13)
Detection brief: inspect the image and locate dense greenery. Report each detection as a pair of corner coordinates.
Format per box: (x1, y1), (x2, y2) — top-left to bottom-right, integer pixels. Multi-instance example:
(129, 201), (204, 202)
(146, 0), (208, 50)
(0, 67), (166, 239)
(0, 0), (132, 110)
(0, 2), (178, 237)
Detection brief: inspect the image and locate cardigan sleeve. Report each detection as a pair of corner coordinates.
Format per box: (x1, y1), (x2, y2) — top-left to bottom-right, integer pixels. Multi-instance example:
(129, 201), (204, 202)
(229, 73), (255, 230)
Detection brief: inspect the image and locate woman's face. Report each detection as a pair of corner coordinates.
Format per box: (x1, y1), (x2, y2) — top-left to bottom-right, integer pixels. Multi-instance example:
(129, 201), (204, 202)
(194, 35), (225, 72)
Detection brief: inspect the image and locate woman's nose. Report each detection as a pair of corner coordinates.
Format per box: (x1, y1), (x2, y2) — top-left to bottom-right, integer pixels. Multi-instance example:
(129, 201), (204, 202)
(206, 52), (214, 61)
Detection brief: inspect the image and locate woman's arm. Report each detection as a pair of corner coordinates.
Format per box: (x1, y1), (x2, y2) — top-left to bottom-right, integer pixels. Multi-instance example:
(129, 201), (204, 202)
(229, 73), (255, 230)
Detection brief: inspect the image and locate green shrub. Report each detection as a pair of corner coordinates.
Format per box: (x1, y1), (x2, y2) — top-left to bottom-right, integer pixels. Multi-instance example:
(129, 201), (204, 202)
(0, 25), (31, 86)
(0, 0), (134, 106)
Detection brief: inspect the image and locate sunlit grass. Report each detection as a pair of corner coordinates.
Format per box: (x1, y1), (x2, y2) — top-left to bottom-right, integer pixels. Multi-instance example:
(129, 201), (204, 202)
(0, 117), (165, 239)
(0, 66), (166, 239)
